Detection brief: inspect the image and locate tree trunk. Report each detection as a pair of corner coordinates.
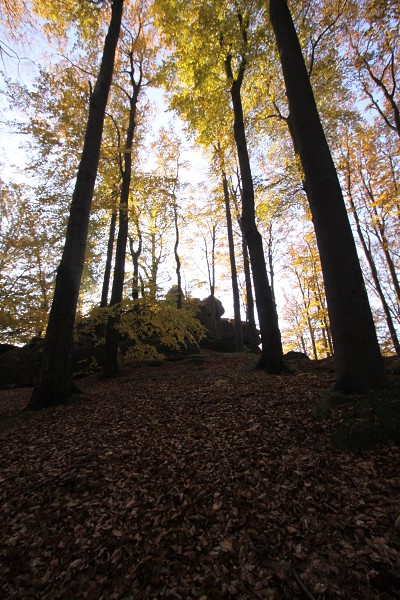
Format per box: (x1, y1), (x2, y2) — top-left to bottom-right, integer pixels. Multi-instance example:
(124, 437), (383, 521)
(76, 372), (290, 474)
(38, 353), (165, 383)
(103, 198), (129, 378)
(270, 0), (386, 391)
(27, 0), (123, 409)
(295, 269), (318, 359)
(226, 54), (285, 372)
(266, 222), (276, 303)
(221, 168), (244, 352)
(359, 170), (400, 308)
(229, 176), (259, 353)
(345, 168), (400, 355)
(128, 227), (142, 300)
(242, 238), (260, 353)
(205, 225), (218, 341)
(104, 52), (140, 378)
(100, 210), (117, 307)
(172, 195), (183, 309)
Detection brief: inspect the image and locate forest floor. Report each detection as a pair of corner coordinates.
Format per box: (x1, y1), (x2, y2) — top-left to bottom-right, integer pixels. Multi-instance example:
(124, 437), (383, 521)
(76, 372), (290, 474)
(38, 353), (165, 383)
(0, 350), (400, 600)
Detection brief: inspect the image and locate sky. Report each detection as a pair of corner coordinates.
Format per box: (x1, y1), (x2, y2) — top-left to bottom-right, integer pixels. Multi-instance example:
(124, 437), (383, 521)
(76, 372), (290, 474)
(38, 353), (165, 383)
(0, 26), (243, 320)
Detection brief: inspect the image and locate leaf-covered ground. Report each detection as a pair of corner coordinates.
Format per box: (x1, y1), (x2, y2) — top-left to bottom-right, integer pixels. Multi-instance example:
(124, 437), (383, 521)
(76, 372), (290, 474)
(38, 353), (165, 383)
(1, 351), (399, 599)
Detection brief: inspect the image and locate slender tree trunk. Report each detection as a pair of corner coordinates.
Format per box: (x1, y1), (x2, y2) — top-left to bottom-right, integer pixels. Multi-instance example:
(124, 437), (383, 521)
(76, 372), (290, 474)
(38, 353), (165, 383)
(221, 168), (244, 351)
(307, 314), (318, 360)
(313, 277), (333, 355)
(373, 220), (400, 309)
(319, 309), (330, 357)
(147, 233), (160, 300)
(225, 54), (285, 372)
(266, 223), (276, 303)
(28, 0), (123, 409)
(172, 196), (183, 309)
(101, 210), (117, 307)
(128, 228), (142, 300)
(362, 232), (400, 355)
(104, 53), (140, 377)
(359, 170), (400, 308)
(242, 237), (259, 353)
(270, 0), (386, 391)
(295, 270), (318, 359)
(205, 226), (218, 340)
(345, 169), (400, 355)
(230, 176), (259, 353)
(103, 197), (129, 377)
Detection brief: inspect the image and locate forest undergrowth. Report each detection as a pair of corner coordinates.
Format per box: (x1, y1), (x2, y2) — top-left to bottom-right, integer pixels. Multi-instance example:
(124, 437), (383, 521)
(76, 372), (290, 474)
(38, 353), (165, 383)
(1, 351), (399, 599)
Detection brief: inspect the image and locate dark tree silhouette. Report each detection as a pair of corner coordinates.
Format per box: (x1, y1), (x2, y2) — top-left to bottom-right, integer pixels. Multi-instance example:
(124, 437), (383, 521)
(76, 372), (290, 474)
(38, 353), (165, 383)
(224, 15), (285, 372)
(28, 0), (124, 409)
(270, 0), (386, 391)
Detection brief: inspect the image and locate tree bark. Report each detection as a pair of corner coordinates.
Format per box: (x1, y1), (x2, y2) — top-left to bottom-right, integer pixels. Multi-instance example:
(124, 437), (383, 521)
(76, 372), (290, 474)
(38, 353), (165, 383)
(270, 0), (386, 391)
(28, 0), (123, 409)
(128, 225), (142, 300)
(104, 49), (141, 378)
(231, 181), (259, 353)
(345, 165), (400, 355)
(172, 194), (183, 309)
(205, 225), (218, 341)
(226, 54), (285, 372)
(242, 237), (260, 353)
(220, 164), (244, 352)
(100, 210), (117, 307)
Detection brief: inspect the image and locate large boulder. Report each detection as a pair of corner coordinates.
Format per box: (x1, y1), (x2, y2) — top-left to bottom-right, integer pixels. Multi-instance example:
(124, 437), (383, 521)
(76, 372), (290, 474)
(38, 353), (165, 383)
(0, 334), (105, 389)
(165, 285), (184, 305)
(0, 343), (17, 355)
(284, 350), (310, 360)
(198, 295), (225, 319)
(0, 338), (44, 389)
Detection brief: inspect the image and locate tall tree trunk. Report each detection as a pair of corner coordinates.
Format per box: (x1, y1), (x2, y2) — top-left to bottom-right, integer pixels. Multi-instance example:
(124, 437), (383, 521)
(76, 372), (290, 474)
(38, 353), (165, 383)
(242, 237), (260, 353)
(205, 225), (218, 341)
(128, 226), (142, 300)
(266, 222), (276, 303)
(315, 282), (333, 356)
(101, 210), (117, 307)
(345, 165), (400, 355)
(318, 308), (330, 358)
(295, 269), (318, 359)
(359, 169), (400, 308)
(104, 50), (141, 378)
(148, 233), (160, 300)
(231, 180), (259, 353)
(172, 195), (183, 309)
(28, 0), (123, 409)
(220, 164), (244, 352)
(270, 0), (386, 391)
(103, 197), (129, 377)
(225, 53), (285, 372)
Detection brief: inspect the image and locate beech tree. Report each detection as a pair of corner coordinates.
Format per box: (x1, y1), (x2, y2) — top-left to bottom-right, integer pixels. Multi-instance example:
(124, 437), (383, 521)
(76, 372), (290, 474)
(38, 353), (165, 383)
(284, 231), (333, 360)
(270, 0), (386, 391)
(213, 143), (244, 352)
(154, 0), (285, 371)
(151, 126), (186, 310)
(103, 3), (152, 378)
(28, 0), (124, 408)
(0, 178), (58, 342)
(2, 0), (399, 390)
(345, 0), (400, 140)
(339, 124), (400, 354)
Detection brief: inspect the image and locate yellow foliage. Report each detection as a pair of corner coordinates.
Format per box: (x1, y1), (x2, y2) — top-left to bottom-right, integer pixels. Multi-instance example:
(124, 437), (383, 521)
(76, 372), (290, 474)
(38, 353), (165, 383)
(80, 297), (206, 359)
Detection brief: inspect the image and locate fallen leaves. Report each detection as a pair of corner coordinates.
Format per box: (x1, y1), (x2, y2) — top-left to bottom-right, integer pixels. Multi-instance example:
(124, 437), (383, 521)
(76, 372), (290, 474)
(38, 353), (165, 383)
(0, 351), (399, 598)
